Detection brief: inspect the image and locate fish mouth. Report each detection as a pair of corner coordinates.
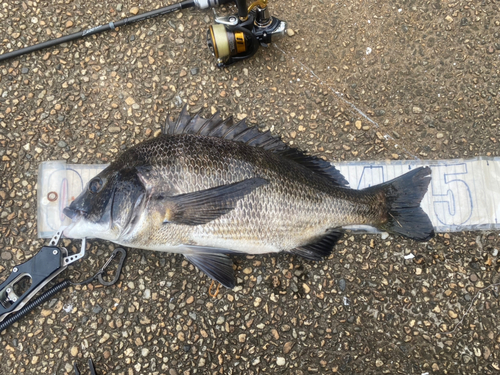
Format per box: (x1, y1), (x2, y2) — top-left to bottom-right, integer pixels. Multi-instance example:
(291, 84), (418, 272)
(62, 209), (85, 239)
(63, 206), (85, 220)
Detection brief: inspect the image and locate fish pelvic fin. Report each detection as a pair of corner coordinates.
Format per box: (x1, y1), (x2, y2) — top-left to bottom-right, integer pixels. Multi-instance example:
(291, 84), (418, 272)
(291, 230), (344, 261)
(367, 166), (434, 242)
(154, 177), (268, 226)
(184, 252), (235, 289)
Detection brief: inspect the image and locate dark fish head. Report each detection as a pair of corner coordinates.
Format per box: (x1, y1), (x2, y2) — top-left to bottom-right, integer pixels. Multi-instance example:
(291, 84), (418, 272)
(63, 165), (146, 240)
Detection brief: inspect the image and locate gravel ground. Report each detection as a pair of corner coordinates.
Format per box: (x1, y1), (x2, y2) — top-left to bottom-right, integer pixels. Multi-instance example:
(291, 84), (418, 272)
(1, 0), (500, 374)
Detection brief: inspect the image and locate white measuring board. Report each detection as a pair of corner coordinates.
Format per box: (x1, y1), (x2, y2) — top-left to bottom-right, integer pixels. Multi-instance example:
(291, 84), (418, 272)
(37, 157), (500, 238)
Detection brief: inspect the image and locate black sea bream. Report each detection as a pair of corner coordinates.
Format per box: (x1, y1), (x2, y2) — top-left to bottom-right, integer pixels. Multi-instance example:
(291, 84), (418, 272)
(64, 107), (434, 288)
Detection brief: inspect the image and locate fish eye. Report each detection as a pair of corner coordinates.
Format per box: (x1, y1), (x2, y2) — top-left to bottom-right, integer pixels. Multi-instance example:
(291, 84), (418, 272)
(89, 177), (104, 194)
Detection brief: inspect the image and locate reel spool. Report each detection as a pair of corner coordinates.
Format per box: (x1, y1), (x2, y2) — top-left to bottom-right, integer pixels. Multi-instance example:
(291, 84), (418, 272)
(206, 0), (287, 67)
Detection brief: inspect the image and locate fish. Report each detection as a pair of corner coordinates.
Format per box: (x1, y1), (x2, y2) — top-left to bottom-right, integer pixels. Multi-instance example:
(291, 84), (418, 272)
(63, 107), (434, 288)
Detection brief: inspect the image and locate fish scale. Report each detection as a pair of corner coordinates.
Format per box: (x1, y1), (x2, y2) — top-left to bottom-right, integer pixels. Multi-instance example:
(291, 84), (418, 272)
(63, 108), (434, 288)
(127, 134), (337, 252)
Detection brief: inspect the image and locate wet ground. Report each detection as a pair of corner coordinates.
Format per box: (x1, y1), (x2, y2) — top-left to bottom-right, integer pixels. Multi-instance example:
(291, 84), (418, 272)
(1, 0), (500, 374)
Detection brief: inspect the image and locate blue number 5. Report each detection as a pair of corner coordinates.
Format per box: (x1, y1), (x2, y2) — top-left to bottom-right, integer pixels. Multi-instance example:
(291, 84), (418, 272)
(431, 164), (473, 226)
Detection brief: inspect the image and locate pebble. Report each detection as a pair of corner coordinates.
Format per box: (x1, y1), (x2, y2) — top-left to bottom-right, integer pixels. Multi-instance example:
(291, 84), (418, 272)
(412, 106), (423, 114)
(109, 127), (121, 133)
(21, 68), (29, 74)
(484, 346), (491, 360)
(469, 273), (478, 282)
(276, 357), (286, 366)
(448, 310), (458, 319)
(130, 7), (139, 15)
(92, 305), (103, 314)
(283, 341), (294, 354)
(57, 140), (67, 148)
(286, 29), (295, 37)
(190, 67), (199, 75)
(338, 279), (346, 292)
(99, 333), (110, 344)
(271, 329), (279, 340)
(413, 255), (425, 265)
(1, 252), (12, 260)
(355, 121), (362, 130)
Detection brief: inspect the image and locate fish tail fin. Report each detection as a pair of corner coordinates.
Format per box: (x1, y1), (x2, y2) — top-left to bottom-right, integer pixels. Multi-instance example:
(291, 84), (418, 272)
(369, 166), (434, 241)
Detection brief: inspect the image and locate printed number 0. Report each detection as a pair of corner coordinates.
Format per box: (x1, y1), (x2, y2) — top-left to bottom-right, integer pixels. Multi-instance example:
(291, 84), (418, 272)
(431, 164), (473, 226)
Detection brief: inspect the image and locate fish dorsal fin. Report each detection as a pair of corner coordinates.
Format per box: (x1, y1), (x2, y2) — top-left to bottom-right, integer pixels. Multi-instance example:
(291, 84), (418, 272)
(276, 149), (349, 186)
(163, 106), (287, 151)
(163, 106), (348, 186)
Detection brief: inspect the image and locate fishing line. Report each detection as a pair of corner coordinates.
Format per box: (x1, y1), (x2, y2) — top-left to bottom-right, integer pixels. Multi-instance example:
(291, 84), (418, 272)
(273, 44), (421, 161)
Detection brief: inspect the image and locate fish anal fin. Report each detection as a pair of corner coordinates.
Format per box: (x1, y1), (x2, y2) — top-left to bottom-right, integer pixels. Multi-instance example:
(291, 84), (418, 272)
(184, 252), (235, 288)
(154, 177), (268, 226)
(291, 230), (344, 261)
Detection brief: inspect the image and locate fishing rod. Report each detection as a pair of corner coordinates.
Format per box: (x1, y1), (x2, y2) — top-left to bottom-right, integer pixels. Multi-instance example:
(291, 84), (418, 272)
(0, 0), (287, 67)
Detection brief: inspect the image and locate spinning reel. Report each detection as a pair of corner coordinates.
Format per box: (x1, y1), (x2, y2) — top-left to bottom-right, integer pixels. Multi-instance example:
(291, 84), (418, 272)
(206, 0), (287, 67)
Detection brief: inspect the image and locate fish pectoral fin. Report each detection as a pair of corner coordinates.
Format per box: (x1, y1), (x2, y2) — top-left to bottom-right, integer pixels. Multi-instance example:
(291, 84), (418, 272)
(290, 230), (344, 261)
(183, 252), (236, 289)
(156, 177), (268, 226)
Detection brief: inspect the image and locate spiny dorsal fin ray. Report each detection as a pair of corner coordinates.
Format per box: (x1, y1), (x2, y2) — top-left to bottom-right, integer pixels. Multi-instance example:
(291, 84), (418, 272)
(163, 106), (348, 187)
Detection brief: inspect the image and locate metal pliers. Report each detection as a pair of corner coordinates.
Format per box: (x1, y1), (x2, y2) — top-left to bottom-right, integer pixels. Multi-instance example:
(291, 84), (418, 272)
(0, 227), (85, 324)
(0, 226), (126, 332)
